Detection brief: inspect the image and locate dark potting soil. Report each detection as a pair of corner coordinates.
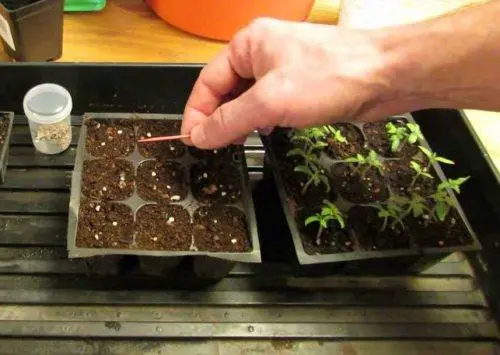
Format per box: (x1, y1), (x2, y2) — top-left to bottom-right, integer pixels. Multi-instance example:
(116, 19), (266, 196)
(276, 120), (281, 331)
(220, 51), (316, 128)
(136, 160), (188, 203)
(193, 206), (250, 252)
(189, 146), (238, 161)
(191, 162), (242, 204)
(76, 200), (133, 248)
(134, 204), (192, 250)
(348, 206), (411, 250)
(325, 123), (365, 159)
(385, 159), (437, 197)
(137, 120), (185, 159)
(363, 119), (419, 158)
(297, 207), (354, 255)
(82, 159), (134, 200)
(0, 116), (10, 148)
(408, 209), (473, 248)
(85, 119), (135, 158)
(332, 163), (389, 203)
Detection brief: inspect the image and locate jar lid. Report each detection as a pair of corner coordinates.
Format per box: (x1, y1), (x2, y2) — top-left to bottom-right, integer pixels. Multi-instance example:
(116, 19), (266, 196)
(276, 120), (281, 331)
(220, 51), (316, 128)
(23, 84), (73, 125)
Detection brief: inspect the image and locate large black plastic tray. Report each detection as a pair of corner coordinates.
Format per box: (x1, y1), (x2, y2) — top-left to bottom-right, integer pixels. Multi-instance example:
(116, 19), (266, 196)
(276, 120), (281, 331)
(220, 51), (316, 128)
(263, 113), (481, 265)
(0, 111), (13, 184)
(68, 112), (261, 263)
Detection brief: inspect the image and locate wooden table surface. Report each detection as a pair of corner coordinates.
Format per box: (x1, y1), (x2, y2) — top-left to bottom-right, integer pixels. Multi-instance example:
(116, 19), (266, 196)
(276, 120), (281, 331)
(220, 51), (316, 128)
(0, 0), (497, 174)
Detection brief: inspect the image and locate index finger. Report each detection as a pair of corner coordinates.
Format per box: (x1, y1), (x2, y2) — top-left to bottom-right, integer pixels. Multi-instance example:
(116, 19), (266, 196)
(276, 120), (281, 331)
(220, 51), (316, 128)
(181, 48), (240, 145)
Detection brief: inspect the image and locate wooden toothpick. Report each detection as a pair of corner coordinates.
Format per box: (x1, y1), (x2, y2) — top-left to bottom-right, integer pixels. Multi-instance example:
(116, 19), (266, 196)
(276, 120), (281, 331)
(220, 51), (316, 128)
(138, 134), (190, 143)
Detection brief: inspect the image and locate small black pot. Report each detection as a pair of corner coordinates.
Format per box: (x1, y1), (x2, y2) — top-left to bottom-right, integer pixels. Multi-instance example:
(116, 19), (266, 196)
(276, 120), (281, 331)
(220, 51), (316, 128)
(0, 0), (63, 61)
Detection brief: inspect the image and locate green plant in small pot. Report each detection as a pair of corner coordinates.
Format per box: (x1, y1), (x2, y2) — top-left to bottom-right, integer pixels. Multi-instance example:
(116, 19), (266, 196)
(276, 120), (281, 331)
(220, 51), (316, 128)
(386, 122), (424, 153)
(305, 200), (345, 246)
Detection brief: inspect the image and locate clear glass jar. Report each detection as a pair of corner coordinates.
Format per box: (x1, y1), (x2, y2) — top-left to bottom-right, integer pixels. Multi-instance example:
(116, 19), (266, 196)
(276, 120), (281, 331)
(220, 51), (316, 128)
(23, 83), (72, 155)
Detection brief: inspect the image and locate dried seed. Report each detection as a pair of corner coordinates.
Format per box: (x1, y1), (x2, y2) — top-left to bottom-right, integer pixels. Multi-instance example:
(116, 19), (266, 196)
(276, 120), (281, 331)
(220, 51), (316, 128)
(146, 132), (152, 137)
(119, 181), (126, 189)
(170, 195), (181, 201)
(95, 205), (101, 212)
(117, 130), (123, 135)
(102, 186), (107, 192)
(152, 237), (158, 242)
(152, 185), (157, 190)
(96, 123), (101, 128)
(151, 171), (157, 177)
(94, 234), (99, 240)
(112, 242), (117, 246)
(202, 173), (208, 179)
(119, 174), (126, 181)
(213, 219), (218, 224)
(167, 217), (175, 224)
(166, 185), (171, 189)
(112, 221), (118, 226)
(169, 146), (175, 151)
(231, 238), (237, 244)
(100, 142), (106, 146)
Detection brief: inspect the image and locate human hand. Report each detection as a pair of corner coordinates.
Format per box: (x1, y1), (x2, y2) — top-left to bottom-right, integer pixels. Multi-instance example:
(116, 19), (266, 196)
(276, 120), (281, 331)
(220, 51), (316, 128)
(181, 18), (401, 149)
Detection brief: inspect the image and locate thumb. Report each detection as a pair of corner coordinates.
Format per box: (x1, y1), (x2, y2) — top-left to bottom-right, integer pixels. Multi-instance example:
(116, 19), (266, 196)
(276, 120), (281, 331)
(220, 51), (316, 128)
(190, 75), (286, 149)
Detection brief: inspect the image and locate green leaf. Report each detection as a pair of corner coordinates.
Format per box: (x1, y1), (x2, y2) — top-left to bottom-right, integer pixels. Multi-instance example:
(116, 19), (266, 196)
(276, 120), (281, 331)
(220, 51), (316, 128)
(422, 172), (434, 179)
(435, 201), (448, 221)
(294, 165), (312, 176)
(344, 157), (360, 164)
(319, 220), (328, 229)
(305, 215), (320, 226)
(319, 174), (331, 192)
(286, 148), (305, 158)
(408, 133), (418, 144)
(336, 215), (345, 229)
(418, 146), (432, 158)
(435, 156), (455, 165)
(390, 138), (400, 152)
(410, 161), (422, 172)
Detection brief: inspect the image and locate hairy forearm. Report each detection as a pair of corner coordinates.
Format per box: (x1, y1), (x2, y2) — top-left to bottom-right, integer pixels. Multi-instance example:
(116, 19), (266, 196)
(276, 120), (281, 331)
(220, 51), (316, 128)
(378, 0), (500, 113)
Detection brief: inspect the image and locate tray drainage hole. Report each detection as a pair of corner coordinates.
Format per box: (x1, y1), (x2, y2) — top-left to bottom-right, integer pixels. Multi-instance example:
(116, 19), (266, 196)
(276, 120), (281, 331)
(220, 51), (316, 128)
(232, 153), (241, 163)
(247, 325), (254, 333)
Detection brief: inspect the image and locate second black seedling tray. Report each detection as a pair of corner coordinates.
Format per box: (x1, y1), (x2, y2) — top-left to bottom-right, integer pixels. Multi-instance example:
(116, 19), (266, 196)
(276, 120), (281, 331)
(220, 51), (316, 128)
(0, 112), (13, 184)
(67, 113), (261, 263)
(264, 113), (481, 265)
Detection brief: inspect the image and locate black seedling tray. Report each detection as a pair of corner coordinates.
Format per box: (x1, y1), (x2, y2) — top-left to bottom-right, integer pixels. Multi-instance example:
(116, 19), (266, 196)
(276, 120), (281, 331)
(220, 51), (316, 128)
(67, 113), (261, 264)
(0, 0), (63, 61)
(263, 113), (481, 265)
(0, 112), (13, 184)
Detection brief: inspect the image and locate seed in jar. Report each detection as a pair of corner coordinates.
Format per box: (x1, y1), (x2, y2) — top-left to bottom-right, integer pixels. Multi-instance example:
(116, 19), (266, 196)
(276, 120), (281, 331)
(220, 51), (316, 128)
(112, 221), (118, 226)
(167, 217), (175, 224)
(117, 130), (123, 135)
(231, 238), (237, 244)
(151, 171), (157, 177)
(94, 234), (99, 240)
(100, 142), (106, 146)
(95, 205), (101, 212)
(146, 132), (152, 138)
(170, 195), (181, 201)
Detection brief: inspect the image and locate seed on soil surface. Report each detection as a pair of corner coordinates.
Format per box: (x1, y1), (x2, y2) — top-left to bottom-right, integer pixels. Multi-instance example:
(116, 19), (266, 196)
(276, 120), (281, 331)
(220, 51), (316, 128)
(112, 242), (117, 246)
(202, 173), (208, 178)
(213, 149), (218, 153)
(221, 191), (227, 197)
(152, 185), (157, 190)
(151, 171), (157, 177)
(213, 219), (218, 224)
(345, 241), (352, 247)
(94, 234), (99, 240)
(152, 237), (158, 241)
(167, 217), (175, 224)
(112, 221), (118, 226)
(146, 132), (152, 138)
(96, 123), (101, 128)
(451, 218), (456, 225)
(214, 236), (220, 241)
(231, 238), (237, 244)
(170, 195), (181, 201)
(169, 146), (175, 151)
(95, 205), (101, 211)
(438, 240), (444, 246)
(118, 181), (126, 189)
(101, 142), (106, 146)
(166, 185), (171, 189)
(120, 174), (126, 181)
(117, 130), (123, 135)
(423, 214), (429, 220)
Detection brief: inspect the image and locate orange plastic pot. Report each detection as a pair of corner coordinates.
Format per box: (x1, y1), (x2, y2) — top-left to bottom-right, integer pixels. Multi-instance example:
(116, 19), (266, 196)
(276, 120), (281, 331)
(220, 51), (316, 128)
(145, 0), (315, 41)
